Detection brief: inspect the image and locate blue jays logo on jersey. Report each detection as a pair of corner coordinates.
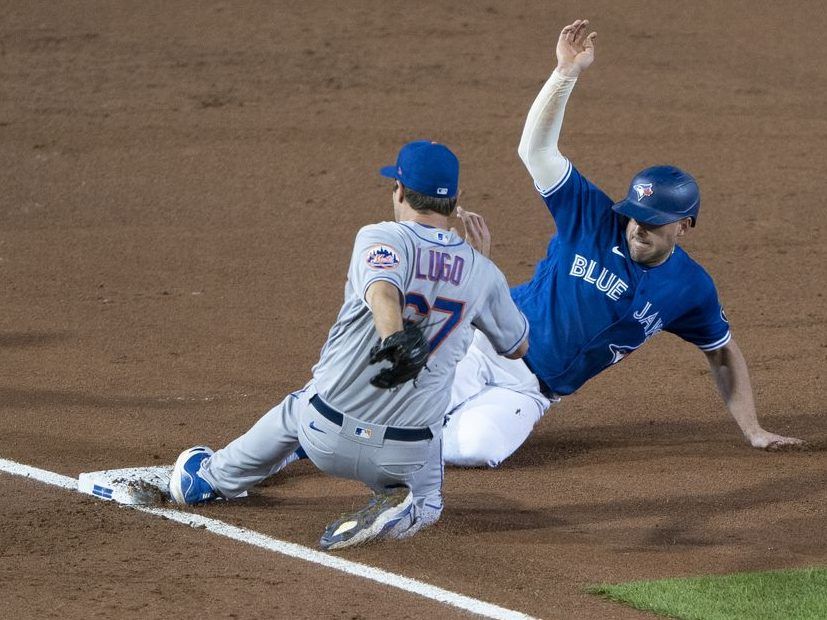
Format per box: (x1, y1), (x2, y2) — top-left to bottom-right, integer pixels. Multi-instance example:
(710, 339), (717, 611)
(609, 343), (641, 365)
(365, 244), (401, 270)
(608, 302), (663, 366)
(633, 183), (654, 200)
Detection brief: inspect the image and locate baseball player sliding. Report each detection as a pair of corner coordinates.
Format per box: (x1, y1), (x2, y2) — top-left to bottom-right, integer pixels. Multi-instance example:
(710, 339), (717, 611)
(441, 19), (804, 468)
(168, 141), (529, 549)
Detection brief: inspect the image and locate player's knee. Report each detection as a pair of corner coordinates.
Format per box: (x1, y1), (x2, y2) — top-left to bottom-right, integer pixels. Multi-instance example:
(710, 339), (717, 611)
(444, 416), (504, 468)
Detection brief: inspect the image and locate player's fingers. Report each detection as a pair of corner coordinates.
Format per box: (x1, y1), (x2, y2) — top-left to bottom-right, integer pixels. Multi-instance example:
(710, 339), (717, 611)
(574, 20), (589, 44)
(476, 215), (491, 238)
(575, 19), (589, 43)
(463, 219), (479, 244)
(462, 210), (481, 231)
(466, 215), (484, 240)
(585, 31), (597, 51)
(464, 211), (486, 231)
(566, 20), (581, 42)
(464, 219), (482, 247)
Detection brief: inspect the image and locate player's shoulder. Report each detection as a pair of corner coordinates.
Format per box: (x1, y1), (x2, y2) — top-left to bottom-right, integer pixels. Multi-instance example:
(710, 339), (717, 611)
(355, 221), (411, 246)
(353, 221), (413, 267)
(357, 220), (403, 237)
(672, 246), (719, 292)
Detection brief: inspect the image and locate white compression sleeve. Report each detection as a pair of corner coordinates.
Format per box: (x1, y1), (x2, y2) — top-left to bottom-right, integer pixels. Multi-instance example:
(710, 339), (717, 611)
(517, 69), (579, 193)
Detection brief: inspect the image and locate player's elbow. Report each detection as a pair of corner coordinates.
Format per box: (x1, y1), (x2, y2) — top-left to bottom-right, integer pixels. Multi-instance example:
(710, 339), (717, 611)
(505, 338), (528, 360)
(517, 140), (530, 167)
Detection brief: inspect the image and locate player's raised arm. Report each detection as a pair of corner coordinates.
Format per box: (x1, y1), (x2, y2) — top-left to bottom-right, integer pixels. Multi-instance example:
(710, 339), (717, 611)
(517, 19), (596, 192)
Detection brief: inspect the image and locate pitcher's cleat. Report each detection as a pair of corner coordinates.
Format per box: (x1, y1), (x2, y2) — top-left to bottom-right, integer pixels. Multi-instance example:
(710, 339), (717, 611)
(320, 488), (413, 550)
(169, 446), (217, 505)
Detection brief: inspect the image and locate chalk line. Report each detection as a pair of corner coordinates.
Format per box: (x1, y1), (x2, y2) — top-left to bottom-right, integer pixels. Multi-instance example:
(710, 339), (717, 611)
(0, 456), (538, 620)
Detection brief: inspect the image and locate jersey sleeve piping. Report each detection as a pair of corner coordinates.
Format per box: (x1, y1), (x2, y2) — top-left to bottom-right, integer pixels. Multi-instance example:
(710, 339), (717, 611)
(536, 158), (573, 197)
(697, 330), (732, 352)
(495, 312), (529, 356)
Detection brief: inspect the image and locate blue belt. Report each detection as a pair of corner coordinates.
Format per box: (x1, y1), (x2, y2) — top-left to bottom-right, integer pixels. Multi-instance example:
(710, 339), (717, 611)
(310, 395), (433, 442)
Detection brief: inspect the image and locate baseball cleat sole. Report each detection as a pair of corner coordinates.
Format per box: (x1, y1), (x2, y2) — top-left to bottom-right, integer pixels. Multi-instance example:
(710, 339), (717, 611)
(320, 488), (413, 550)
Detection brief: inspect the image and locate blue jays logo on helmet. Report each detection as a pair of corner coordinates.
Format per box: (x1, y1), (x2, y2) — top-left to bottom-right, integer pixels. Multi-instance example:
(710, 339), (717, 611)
(633, 183), (654, 200)
(612, 165), (700, 227)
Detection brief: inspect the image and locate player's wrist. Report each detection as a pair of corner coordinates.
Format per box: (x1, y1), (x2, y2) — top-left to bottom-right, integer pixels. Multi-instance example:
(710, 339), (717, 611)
(554, 63), (581, 78)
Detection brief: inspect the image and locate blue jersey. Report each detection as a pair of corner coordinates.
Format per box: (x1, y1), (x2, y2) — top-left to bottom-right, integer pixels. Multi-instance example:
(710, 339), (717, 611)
(511, 162), (731, 395)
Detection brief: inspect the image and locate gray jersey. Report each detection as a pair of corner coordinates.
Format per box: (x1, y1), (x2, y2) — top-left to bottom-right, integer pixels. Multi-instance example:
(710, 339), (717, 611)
(312, 220), (527, 428)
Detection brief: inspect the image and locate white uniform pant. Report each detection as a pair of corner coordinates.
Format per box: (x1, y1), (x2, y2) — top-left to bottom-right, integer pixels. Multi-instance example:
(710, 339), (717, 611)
(443, 331), (556, 468)
(201, 384), (444, 524)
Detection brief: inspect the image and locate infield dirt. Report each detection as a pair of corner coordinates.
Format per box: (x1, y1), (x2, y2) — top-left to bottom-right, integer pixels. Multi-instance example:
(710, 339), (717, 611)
(1, 2), (825, 619)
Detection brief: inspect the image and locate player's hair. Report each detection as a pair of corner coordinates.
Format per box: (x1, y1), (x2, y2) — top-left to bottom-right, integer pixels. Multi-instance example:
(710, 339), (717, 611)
(403, 186), (457, 216)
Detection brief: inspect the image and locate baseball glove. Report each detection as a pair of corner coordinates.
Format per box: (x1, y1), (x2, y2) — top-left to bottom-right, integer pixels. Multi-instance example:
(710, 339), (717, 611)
(369, 323), (430, 389)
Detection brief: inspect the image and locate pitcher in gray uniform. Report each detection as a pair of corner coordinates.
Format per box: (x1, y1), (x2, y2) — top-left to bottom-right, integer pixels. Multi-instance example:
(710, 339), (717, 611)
(169, 140), (529, 550)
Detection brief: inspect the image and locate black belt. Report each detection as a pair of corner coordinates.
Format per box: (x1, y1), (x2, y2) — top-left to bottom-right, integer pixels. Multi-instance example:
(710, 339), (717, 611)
(310, 395), (433, 442)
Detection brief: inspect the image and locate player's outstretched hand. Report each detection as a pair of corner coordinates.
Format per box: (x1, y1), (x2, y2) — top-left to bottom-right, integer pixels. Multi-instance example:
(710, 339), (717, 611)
(556, 19), (597, 78)
(452, 206), (491, 257)
(748, 429), (806, 451)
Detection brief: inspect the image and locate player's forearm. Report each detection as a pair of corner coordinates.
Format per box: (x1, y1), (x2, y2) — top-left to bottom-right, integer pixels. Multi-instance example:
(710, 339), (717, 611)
(706, 341), (762, 440)
(517, 69), (578, 190)
(365, 281), (404, 340)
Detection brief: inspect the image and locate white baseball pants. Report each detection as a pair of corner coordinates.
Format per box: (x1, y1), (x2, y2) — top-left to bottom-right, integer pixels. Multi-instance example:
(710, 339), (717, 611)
(443, 331), (555, 468)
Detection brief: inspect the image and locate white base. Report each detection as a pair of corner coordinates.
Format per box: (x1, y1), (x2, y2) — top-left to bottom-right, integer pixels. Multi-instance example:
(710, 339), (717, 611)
(78, 466), (174, 505)
(78, 465), (248, 505)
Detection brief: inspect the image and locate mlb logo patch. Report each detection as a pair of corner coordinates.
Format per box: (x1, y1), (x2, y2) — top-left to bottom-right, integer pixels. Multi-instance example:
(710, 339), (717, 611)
(354, 427), (372, 439)
(633, 183), (654, 200)
(365, 244), (401, 271)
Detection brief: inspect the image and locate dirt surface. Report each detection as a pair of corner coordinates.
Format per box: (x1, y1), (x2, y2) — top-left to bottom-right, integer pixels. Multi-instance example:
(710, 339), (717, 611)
(1, 2), (825, 619)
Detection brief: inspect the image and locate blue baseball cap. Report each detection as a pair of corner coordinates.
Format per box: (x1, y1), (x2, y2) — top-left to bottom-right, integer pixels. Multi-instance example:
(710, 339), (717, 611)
(380, 140), (459, 199)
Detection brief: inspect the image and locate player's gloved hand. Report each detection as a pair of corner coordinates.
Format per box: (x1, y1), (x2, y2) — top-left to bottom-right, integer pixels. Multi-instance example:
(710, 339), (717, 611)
(369, 323), (430, 389)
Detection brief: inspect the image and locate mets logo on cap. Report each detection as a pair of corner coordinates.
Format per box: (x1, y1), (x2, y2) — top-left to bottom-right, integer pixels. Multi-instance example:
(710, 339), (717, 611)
(365, 244), (401, 270)
(633, 182), (654, 200)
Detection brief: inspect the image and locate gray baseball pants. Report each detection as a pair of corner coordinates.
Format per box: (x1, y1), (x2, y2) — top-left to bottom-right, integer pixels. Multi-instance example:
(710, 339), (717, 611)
(200, 384), (444, 518)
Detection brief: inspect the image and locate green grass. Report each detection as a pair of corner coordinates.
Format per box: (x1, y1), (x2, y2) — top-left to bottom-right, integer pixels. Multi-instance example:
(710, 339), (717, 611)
(588, 567), (827, 620)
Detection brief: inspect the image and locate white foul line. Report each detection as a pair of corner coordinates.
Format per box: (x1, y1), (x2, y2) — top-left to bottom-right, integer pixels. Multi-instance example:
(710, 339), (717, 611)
(0, 458), (78, 490)
(0, 457), (538, 620)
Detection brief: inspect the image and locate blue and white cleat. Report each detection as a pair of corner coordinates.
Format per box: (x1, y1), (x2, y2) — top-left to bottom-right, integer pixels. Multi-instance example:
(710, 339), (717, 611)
(320, 487), (413, 551)
(169, 446), (217, 505)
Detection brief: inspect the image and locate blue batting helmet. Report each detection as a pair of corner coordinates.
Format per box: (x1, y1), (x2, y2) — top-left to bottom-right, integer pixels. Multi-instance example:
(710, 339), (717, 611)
(611, 165), (700, 227)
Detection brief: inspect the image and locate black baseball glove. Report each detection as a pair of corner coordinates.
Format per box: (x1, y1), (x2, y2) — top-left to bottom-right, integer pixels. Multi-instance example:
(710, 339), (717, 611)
(369, 323), (430, 389)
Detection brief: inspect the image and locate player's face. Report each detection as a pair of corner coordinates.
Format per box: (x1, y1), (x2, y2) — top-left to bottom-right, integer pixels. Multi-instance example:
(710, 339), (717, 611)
(625, 218), (691, 266)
